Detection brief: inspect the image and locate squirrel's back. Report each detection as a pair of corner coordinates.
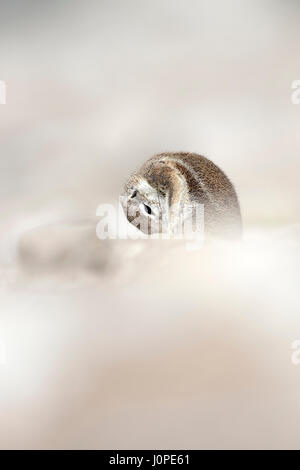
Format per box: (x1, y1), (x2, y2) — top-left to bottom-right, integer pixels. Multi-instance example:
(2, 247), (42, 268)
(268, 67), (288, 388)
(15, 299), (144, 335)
(138, 152), (242, 238)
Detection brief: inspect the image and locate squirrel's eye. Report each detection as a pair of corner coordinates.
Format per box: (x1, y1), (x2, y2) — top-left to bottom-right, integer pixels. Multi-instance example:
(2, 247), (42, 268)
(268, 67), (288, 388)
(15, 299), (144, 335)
(131, 190), (137, 198)
(143, 204), (152, 215)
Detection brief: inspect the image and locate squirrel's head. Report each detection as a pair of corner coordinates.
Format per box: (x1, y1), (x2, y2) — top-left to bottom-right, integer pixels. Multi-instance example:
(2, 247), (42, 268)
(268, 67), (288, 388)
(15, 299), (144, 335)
(120, 174), (168, 235)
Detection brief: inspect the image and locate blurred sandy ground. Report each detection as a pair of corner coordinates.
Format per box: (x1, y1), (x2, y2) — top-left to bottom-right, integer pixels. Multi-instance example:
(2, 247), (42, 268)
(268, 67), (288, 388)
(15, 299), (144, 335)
(0, 0), (300, 449)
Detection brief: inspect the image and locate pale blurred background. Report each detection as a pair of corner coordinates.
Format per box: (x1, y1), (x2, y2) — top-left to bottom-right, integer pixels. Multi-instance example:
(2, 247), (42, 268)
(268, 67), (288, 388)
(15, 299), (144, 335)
(0, 0), (300, 449)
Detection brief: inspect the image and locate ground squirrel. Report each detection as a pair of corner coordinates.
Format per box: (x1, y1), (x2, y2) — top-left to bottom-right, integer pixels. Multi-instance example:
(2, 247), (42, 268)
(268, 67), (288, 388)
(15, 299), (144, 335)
(121, 152), (242, 239)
